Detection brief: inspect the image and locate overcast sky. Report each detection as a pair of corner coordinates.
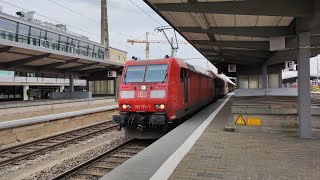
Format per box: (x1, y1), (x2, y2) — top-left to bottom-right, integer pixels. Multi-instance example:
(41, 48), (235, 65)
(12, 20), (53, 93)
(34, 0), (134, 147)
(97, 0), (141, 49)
(0, 0), (217, 72)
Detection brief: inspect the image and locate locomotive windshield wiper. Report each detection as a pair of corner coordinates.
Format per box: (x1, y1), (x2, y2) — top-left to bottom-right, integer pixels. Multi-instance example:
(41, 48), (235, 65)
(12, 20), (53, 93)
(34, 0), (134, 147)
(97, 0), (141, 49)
(162, 70), (168, 84)
(123, 71), (127, 84)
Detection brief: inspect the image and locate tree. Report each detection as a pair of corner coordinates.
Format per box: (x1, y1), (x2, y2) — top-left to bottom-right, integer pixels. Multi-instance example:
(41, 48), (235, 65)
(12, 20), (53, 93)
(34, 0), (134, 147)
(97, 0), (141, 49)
(26, 88), (35, 100)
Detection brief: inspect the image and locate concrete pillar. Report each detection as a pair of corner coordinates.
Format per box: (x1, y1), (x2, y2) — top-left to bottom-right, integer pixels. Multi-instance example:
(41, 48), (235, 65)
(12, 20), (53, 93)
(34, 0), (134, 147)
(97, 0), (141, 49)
(69, 75), (74, 92)
(279, 69), (283, 88)
(23, 85), (29, 101)
(60, 85), (65, 92)
(297, 32), (311, 138)
(262, 65), (267, 88)
(115, 70), (121, 102)
(101, 0), (109, 59)
(236, 73), (240, 88)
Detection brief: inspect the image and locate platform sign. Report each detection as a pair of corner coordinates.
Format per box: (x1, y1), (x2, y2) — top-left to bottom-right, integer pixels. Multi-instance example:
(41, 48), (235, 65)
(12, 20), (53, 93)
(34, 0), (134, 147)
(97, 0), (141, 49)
(247, 118), (261, 126)
(235, 115), (246, 125)
(228, 64), (236, 72)
(107, 71), (116, 77)
(285, 61), (295, 70)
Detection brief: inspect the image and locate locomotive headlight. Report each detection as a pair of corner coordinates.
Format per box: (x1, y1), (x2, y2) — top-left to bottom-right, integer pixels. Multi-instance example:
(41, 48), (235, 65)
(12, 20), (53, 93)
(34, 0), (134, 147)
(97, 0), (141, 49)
(141, 85), (146, 90)
(122, 104), (131, 109)
(160, 104), (165, 109)
(155, 104), (160, 109)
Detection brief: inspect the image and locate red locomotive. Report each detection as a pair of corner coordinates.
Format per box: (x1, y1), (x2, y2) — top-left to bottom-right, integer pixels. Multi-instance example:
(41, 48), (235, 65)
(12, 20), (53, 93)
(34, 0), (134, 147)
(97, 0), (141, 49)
(112, 57), (234, 138)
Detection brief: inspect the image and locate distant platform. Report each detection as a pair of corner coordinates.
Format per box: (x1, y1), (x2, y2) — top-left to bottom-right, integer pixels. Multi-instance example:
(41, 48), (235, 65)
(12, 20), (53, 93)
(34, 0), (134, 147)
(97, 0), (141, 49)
(0, 97), (116, 122)
(235, 88), (298, 97)
(227, 96), (320, 133)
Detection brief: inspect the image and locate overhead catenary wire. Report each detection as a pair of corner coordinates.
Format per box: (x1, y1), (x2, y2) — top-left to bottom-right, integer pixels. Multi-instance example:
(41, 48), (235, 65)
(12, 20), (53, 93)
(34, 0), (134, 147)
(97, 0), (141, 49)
(46, 0), (99, 24)
(128, 0), (163, 26)
(126, 0), (193, 54)
(127, 0), (189, 45)
(45, 0), (132, 39)
(0, 0), (132, 49)
(126, 0), (214, 70)
(0, 0), (100, 38)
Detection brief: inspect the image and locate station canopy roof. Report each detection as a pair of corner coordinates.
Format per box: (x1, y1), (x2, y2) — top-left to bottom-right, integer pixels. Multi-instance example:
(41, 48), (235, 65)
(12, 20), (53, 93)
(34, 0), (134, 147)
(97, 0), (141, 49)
(0, 38), (123, 76)
(144, 0), (320, 75)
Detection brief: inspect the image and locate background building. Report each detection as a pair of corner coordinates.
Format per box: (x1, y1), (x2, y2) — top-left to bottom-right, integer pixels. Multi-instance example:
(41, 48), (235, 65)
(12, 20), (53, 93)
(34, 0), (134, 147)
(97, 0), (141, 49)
(109, 47), (127, 64)
(0, 10), (126, 101)
(282, 55), (320, 89)
(87, 47), (127, 97)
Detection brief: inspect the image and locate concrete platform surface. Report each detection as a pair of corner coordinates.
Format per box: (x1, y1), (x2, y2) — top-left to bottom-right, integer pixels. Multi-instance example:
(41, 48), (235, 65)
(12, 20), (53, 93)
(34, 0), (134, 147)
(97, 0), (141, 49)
(0, 97), (114, 109)
(233, 96), (320, 108)
(101, 94), (232, 180)
(0, 99), (117, 122)
(169, 97), (320, 180)
(235, 88), (298, 97)
(0, 104), (118, 129)
(103, 94), (320, 180)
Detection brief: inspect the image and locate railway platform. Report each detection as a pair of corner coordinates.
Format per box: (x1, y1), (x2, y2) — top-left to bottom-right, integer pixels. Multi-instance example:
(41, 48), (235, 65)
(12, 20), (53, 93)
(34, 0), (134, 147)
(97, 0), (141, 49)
(103, 93), (320, 180)
(0, 103), (118, 148)
(0, 97), (116, 122)
(226, 94), (320, 134)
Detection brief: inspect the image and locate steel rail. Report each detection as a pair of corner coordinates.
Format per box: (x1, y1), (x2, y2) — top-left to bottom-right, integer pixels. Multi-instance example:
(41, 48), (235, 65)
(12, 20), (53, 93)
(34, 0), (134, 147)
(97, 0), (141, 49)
(0, 121), (118, 167)
(50, 139), (136, 180)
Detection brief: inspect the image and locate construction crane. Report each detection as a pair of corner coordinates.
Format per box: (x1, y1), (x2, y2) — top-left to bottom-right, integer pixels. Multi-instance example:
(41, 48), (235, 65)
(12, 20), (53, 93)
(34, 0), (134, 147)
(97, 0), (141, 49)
(127, 32), (188, 60)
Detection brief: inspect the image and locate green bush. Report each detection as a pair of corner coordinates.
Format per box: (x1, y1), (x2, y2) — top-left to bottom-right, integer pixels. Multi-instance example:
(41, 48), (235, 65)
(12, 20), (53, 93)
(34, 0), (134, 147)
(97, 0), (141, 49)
(27, 88), (35, 98)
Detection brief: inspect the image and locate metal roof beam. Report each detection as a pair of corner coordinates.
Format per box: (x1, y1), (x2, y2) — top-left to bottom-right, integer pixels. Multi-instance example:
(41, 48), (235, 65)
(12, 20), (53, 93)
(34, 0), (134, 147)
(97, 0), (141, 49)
(4, 53), (51, 69)
(0, 63), (76, 75)
(266, 48), (320, 65)
(80, 67), (108, 75)
(193, 40), (269, 50)
(154, 0), (313, 17)
(208, 58), (258, 65)
(200, 49), (270, 58)
(0, 46), (12, 53)
(38, 58), (79, 71)
(286, 35), (320, 48)
(206, 54), (265, 63)
(179, 26), (295, 38)
(61, 62), (100, 72)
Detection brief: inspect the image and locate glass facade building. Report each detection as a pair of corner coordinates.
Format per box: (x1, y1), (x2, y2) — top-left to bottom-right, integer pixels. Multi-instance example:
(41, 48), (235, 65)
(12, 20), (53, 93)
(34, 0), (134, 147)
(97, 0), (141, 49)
(0, 12), (121, 101)
(0, 14), (105, 60)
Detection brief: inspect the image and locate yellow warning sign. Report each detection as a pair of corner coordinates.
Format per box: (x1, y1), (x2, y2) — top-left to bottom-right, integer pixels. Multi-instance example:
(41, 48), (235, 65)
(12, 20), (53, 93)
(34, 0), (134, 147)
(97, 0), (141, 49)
(235, 115), (246, 125)
(247, 118), (261, 126)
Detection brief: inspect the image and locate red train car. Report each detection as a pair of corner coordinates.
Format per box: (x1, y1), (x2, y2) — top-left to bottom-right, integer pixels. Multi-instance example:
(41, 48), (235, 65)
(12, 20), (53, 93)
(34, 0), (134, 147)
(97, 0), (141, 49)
(112, 57), (233, 138)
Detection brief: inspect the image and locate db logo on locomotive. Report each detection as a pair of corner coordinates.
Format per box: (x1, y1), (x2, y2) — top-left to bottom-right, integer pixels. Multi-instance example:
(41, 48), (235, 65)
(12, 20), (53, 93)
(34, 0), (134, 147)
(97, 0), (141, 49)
(137, 91), (147, 98)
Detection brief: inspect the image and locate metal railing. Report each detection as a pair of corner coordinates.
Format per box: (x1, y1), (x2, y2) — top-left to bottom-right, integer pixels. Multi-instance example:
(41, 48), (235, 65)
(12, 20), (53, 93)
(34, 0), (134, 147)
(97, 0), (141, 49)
(0, 75), (86, 86)
(0, 29), (105, 60)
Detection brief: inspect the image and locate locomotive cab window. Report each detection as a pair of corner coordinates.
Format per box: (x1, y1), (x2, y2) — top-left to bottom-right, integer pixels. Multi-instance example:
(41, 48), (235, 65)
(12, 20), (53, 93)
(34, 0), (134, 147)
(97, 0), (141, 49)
(123, 65), (145, 83)
(145, 64), (168, 83)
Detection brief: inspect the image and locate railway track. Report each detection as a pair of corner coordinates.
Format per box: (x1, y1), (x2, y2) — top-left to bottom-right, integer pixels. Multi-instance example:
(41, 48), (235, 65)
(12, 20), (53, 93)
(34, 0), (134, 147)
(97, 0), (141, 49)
(51, 139), (152, 180)
(0, 120), (118, 168)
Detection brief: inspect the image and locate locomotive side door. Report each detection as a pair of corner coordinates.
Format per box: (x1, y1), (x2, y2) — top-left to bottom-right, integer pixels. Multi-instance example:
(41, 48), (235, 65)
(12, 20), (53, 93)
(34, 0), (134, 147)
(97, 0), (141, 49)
(183, 68), (189, 111)
(179, 68), (188, 111)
